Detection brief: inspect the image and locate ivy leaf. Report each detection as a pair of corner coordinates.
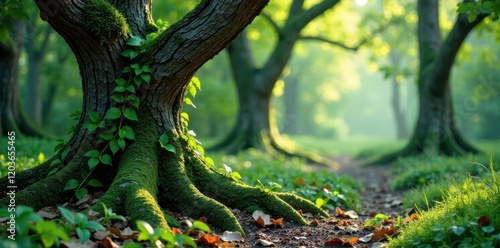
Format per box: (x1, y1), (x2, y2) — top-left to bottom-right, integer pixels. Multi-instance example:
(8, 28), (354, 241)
(99, 154), (112, 165)
(134, 76), (142, 87)
(109, 139), (120, 154)
(191, 77), (201, 90)
(118, 138), (126, 150)
(129, 51), (138, 59)
(164, 144), (176, 153)
(468, 12), (477, 22)
(84, 149), (100, 158)
(126, 85), (136, 93)
(76, 188), (89, 201)
(126, 95), (140, 108)
(100, 132), (115, 141)
(89, 112), (100, 123)
(111, 94), (125, 103)
(88, 157), (100, 169)
(122, 66), (133, 74)
(105, 108), (122, 120)
(120, 49), (134, 58)
(140, 73), (151, 84)
(87, 179), (103, 187)
(123, 108), (138, 121)
(48, 168), (58, 176)
(127, 35), (142, 47)
(184, 97), (196, 108)
(64, 179), (79, 191)
(159, 133), (169, 146)
(114, 85), (127, 92)
(121, 126), (136, 140)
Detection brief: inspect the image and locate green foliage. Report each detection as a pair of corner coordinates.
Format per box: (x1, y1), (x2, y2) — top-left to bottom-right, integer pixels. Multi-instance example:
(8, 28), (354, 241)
(391, 154), (500, 190)
(0, 0), (29, 42)
(84, 0), (129, 43)
(135, 220), (208, 248)
(208, 149), (363, 210)
(457, 0), (499, 22)
(389, 161), (500, 248)
(364, 213), (390, 228)
(57, 207), (105, 243)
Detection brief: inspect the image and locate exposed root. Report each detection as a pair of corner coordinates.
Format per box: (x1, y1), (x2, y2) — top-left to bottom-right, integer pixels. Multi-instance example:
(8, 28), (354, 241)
(185, 151), (329, 225)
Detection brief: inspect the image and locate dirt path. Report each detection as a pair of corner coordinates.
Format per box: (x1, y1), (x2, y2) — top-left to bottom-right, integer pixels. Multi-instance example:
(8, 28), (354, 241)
(226, 156), (407, 247)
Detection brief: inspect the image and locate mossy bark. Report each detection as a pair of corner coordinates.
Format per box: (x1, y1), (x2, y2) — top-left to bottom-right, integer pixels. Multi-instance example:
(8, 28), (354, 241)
(0, 0), (328, 235)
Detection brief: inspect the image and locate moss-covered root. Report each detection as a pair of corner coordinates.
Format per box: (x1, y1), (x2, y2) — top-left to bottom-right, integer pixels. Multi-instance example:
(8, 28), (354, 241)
(186, 155), (318, 226)
(94, 115), (168, 229)
(275, 192), (329, 217)
(0, 157), (82, 209)
(158, 147), (243, 233)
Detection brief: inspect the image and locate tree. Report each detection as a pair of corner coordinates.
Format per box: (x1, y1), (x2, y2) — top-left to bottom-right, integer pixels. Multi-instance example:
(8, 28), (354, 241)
(209, 0), (373, 166)
(372, 0), (488, 164)
(0, 0), (327, 233)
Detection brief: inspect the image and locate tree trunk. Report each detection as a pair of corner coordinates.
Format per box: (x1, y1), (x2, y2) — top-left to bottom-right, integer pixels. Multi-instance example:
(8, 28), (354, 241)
(389, 52), (409, 139)
(283, 74), (299, 135)
(371, 0), (483, 164)
(208, 0), (341, 167)
(0, 21), (46, 137)
(0, 0), (327, 233)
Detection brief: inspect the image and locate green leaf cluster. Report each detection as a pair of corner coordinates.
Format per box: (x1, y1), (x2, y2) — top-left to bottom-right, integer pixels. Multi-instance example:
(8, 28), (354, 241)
(0, 0), (29, 42)
(133, 220), (209, 248)
(457, 0), (500, 22)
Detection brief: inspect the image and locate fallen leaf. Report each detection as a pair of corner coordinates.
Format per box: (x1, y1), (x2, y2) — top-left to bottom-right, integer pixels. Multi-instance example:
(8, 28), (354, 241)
(86, 209), (99, 221)
(271, 217), (284, 228)
(172, 227), (182, 235)
(296, 177), (305, 186)
(199, 216), (208, 223)
(97, 236), (120, 248)
(478, 215), (490, 226)
(196, 233), (221, 247)
(257, 239), (275, 246)
(335, 207), (358, 219)
(37, 206), (57, 219)
(324, 237), (343, 246)
(310, 219), (320, 226)
(75, 194), (92, 206)
(372, 242), (388, 248)
(94, 230), (110, 240)
(345, 237), (358, 245)
(221, 231), (244, 242)
(336, 207), (345, 216)
(61, 237), (95, 248)
(107, 227), (139, 240)
(346, 227), (359, 234)
(218, 241), (235, 247)
(253, 210), (272, 227)
(297, 209), (303, 216)
(359, 233), (373, 243)
(372, 226), (397, 241)
(410, 213), (419, 221)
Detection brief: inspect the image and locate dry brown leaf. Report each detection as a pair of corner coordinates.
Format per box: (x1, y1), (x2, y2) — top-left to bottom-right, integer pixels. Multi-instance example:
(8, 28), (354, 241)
(198, 216), (208, 223)
(256, 216), (266, 228)
(98, 236), (120, 248)
(271, 217), (284, 228)
(372, 226), (397, 241)
(310, 219), (320, 226)
(220, 231), (244, 242)
(257, 239), (275, 246)
(172, 227), (182, 235)
(75, 194), (92, 206)
(410, 213), (419, 221)
(297, 209), (303, 216)
(218, 241), (236, 248)
(324, 237), (344, 246)
(37, 206), (57, 219)
(253, 211), (272, 226)
(335, 207), (345, 216)
(106, 227), (138, 240)
(296, 177), (305, 186)
(61, 237), (95, 248)
(86, 209), (99, 221)
(321, 185), (331, 191)
(93, 230), (110, 240)
(345, 237), (358, 246)
(196, 233), (221, 247)
(478, 215), (490, 226)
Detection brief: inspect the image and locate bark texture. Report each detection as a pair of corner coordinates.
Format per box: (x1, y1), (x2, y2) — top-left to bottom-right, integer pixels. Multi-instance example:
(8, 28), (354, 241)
(371, 0), (484, 164)
(0, 0), (327, 234)
(209, 0), (341, 167)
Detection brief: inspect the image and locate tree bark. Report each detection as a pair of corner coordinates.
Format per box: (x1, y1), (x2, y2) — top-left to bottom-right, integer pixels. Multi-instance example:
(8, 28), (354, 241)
(371, 0), (484, 164)
(0, 0), (327, 233)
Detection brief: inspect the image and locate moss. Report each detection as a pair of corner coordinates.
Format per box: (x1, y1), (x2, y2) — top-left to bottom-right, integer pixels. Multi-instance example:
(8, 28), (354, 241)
(84, 0), (129, 44)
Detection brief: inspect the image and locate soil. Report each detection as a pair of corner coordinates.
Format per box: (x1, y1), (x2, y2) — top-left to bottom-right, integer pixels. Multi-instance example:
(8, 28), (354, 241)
(208, 155), (408, 248)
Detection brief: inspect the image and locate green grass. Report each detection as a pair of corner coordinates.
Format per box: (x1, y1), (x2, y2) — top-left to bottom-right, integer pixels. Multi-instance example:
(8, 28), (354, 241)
(389, 163), (500, 247)
(206, 148), (363, 210)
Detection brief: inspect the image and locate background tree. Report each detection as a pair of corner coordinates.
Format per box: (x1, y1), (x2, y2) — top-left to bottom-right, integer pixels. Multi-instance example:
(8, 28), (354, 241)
(373, 0), (489, 164)
(0, 0), (326, 233)
(209, 0), (375, 165)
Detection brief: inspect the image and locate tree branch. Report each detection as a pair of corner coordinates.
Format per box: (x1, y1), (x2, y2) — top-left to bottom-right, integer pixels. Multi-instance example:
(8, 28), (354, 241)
(285, 0), (340, 32)
(260, 12), (281, 36)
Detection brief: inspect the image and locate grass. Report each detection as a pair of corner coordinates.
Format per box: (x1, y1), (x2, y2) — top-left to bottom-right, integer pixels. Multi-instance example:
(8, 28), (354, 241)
(389, 161), (500, 247)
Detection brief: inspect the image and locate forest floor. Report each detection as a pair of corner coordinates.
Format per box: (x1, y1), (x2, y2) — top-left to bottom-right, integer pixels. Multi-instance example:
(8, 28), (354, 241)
(221, 155), (408, 248)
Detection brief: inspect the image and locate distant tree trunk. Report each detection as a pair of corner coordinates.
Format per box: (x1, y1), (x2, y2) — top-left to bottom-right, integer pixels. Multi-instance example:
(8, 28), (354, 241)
(389, 52), (409, 139)
(42, 50), (69, 126)
(373, 0), (483, 164)
(25, 25), (52, 125)
(1, 0), (326, 234)
(209, 0), (342, 167)
(283, 74), (299, 134)
(0, 21), (45, 137)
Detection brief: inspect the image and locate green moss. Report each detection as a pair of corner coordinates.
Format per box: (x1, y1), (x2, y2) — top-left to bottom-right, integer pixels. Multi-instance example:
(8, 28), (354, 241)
(84, 0), (129, 44)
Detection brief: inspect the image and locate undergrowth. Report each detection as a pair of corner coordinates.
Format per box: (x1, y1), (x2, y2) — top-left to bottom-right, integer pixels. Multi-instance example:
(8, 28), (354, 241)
(389, 160), (500, 247)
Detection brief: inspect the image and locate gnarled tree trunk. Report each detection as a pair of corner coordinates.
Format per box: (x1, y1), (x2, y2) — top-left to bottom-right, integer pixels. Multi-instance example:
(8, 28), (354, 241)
(372, 0), (483, 164)
(0, 0), (326, 233)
